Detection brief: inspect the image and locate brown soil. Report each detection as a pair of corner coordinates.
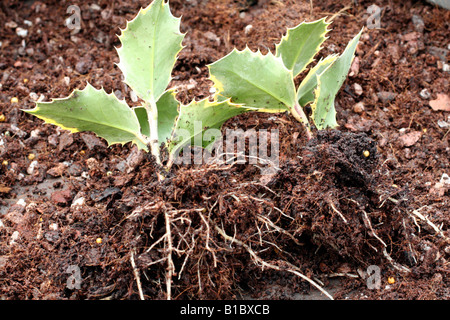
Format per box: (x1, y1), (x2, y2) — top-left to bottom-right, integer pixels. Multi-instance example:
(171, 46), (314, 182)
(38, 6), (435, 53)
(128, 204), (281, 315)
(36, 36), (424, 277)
(0, 0), (449, 300)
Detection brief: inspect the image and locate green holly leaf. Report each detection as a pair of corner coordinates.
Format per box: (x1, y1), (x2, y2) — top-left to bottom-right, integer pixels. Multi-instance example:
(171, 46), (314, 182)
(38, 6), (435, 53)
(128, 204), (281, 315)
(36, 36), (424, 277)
(116, 0), (184, 103)
(275, 18), (331, 77)
(296, 54), (337, 107)
(311, 29), (363, 130)
(24, 83), (148, 150)
(208, 47), (296, 112)
(168, 98), (250, 157)
(134, 90), (179, 146)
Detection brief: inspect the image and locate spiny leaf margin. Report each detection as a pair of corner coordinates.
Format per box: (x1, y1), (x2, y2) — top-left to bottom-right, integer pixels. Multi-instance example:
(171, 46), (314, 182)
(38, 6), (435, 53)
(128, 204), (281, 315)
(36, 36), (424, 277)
(296, 54), (338, 107)
(24, 83), (148, 150)
(208, 47), (297, 113)
(116, 0), (185, 103)
(310, 29), (363, 130)
(275, 17), (331, 77)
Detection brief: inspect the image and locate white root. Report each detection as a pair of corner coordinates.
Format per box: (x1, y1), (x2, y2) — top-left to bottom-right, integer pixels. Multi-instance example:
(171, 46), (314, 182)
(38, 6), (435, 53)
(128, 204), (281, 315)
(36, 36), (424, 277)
(361, 210), (411, 274)
(197, 210), (218, 268)
(130, 248), (145, 300)
(150, 207), (208, 300)
(256, 214), (302, 245)
(328, 200), (348, 224)
(409, 206), (449, 241)
(382, 247), (411, 274)
(164, 209), (175, 300)
(361, 210), (387, 247)
(213, 222), (334, 300)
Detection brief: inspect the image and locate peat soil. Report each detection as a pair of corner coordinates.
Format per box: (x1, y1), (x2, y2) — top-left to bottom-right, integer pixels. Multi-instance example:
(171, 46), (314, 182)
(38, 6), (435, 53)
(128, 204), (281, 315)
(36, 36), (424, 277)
(0, 0), (449, 300)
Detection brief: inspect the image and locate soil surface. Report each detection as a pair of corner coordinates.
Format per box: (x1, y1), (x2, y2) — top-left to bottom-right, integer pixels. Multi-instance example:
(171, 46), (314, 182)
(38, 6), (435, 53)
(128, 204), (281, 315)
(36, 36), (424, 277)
(0, 0), (449, 300)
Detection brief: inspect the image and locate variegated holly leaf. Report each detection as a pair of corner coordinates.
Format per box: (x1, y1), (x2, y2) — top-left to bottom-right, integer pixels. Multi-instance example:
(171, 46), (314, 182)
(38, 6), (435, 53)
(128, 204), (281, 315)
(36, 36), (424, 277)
(116, 0), (184, 103)
(24, 83), (148, 150)
(296, 54), (337, 107)
(208, 47), (296, 112)
(168, 98), (250, 157)
(275, 18), (331, 77)
(310, 29), (363, 129)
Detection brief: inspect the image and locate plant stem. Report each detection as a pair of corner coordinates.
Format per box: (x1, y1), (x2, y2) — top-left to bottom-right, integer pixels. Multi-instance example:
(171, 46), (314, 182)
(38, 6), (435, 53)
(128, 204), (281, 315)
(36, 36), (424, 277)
(143, 100), (162, 166)
(166, 153), (175, 171)
(143, 100), (167, 181)
(291, 102), (312, 140)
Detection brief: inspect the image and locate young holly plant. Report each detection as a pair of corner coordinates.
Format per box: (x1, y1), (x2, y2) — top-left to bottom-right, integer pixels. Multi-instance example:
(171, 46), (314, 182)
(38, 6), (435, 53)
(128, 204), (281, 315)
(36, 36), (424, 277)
(24, 0), (362, 177)
(25, 0), (249, 174)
